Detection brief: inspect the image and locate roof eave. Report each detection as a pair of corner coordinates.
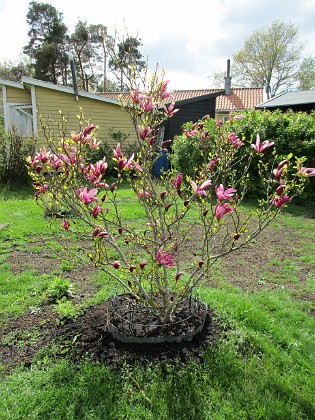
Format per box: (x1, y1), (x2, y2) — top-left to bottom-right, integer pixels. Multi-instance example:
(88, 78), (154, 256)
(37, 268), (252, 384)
(173, 90), (225, 106)
(21, 77), (119, 105)
(0, 79), (24, 89)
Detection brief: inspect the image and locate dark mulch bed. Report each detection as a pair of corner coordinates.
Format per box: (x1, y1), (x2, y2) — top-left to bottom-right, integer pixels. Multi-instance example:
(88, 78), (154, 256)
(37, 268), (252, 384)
(0, 301), (223, 374)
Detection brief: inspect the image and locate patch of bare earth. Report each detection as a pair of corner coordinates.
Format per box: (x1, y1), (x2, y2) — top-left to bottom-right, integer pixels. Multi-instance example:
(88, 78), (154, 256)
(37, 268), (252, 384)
(1, 219), (314, 374)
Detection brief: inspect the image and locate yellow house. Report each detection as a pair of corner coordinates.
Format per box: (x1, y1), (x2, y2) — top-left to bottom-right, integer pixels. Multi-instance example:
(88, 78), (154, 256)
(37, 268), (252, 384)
(0, 77), (136, 148)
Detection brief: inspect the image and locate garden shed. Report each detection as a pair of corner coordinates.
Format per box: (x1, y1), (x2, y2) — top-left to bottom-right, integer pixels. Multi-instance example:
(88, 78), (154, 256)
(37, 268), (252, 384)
(0, 77), (136, 148)
(256, 89), (315, 113)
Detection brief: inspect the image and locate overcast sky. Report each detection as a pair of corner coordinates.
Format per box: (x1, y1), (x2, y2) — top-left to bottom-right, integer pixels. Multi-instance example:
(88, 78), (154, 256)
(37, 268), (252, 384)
(1, 0), (315, 89)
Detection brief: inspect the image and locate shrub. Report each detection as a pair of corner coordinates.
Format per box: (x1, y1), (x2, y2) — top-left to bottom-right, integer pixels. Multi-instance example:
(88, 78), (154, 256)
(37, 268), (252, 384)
(171, 111), (315, 199)
(28, 83), (313, 326)
(171, 118), (217, 180)
(0, 128), (35, 186)
(231, 109), (315, 164)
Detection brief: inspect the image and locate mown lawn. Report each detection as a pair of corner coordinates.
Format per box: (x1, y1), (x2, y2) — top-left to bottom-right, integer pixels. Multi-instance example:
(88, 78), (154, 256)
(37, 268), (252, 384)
(0, 186), (314, 420)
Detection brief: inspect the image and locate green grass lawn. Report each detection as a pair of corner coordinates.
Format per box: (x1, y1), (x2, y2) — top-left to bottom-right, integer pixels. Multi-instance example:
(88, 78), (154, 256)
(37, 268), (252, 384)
(0, 186), (314, 419)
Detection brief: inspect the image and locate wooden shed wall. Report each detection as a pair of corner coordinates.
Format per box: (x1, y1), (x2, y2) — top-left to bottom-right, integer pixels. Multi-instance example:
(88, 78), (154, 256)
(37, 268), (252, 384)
(34, 86), (136, 149)
(6, 86), (31, 103)
(165, 97), (216, 140)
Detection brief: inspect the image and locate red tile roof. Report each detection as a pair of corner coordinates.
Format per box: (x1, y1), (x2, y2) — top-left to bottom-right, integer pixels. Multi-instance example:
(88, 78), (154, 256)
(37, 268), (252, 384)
(216, 88), (263, 110)
(100, 88), (263, 111)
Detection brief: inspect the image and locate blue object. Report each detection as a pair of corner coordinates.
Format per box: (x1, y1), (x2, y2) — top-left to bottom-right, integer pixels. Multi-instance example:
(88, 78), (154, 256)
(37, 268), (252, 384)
(152, 149), (169, 178)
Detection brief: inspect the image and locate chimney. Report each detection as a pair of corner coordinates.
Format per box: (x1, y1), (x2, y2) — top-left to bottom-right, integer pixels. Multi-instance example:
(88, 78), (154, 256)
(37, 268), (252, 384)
(69, 53), (79, 101)
(224, 59), (232, 95)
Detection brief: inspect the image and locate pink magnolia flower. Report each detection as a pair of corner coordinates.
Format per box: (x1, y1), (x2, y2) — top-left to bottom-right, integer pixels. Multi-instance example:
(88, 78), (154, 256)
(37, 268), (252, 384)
(159, 80), (172, 100)
(63, 219), (70, 230)
(139, 96), (156, 113)
(251, 133), (274, 153)
(276, 184), (285, 196)
(273, 167), (283, 181)
(208, 156), (220, 171)
(92, 228), (108, 238)
(156, 247), (176, 268)
(33, 182), (48, 194)
(89, 137), (101, 149)
(227, 132), (244, 147)
(215, 202), (235, 220)
(93, 227), (101, 237)
(83, 124), (96, 136)
(190, 179), (212, 197)
(277, 159), (288, 170)
(184, 129), (198, 138)
(200, 130), (211, 141)
(130, 87), (144, 103)
(94, 158), (108, 175)
(113, 143), (123, 160)
(84, 160), (108, 186)
(216, 120), (223, 128)
(124, 153), (143, 171)
(31, 147), (51, 166)
(299, 167), (315, 177)
(137, 189), (151, 198)
(78, 187), (98, 205)
(139, 126), (152, 140)
(274, 195), (291, 208)
(90, 205), (102, 218)
(50, 154), (63, 171)
(228, 110), (245, 121)
(231, 114), (245, 121)
(71, 125), (95, 145)
(192, 122), (204, 130)
(215, 184), (237, 201)
(174, 173), (183, 190)
(110, 183), (116, 193)
(70, 130), (81, 143)
(139, 261), (148, 269)
(163, 102), (179, 116)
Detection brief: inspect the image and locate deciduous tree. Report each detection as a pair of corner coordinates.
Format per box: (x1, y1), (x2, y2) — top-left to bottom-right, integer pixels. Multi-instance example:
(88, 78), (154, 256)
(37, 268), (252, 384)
(297, 56), (315, 91)
(232, 21), (303, 98)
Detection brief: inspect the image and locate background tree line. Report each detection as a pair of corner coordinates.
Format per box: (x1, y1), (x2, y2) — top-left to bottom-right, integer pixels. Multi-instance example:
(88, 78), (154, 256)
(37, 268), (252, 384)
(0, 1), (145, 92)
(0, 3), (314, 96)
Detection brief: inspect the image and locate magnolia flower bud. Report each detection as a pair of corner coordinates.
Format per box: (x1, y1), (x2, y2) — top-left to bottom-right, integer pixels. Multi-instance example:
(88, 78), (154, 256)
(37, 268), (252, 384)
(175, 272), (183, 281)
(140, 261), (148, 269)
(112, 261), (120, 269)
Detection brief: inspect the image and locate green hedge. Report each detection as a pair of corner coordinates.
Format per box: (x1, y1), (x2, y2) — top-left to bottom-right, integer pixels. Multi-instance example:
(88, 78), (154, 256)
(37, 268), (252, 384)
(232, 109), (315, 164)
(170, 110), (315, 199)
